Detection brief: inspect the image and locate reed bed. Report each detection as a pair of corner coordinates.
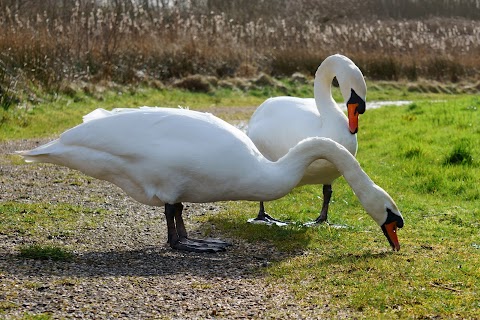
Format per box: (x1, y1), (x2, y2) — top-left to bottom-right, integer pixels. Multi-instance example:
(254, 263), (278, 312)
(0, 0), (479, 98)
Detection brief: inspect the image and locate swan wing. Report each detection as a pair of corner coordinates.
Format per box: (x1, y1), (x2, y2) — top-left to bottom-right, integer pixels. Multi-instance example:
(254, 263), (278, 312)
(21, 108), (264, 204)
(82, 106), (167, 123)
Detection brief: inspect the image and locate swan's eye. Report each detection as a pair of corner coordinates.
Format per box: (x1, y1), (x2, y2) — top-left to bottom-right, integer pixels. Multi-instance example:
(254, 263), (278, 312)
(348, 89), (366, 114)
(386, 208), (404, 228)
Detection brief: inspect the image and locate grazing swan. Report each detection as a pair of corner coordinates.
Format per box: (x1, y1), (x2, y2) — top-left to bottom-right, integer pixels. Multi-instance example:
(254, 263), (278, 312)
(18, 107), (403, 252)
(247, 54), (367, 225)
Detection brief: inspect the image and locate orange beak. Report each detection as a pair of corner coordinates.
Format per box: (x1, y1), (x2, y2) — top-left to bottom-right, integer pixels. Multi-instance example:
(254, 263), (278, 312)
(347, 103), (359, 134)
(381, 221), (400, 251)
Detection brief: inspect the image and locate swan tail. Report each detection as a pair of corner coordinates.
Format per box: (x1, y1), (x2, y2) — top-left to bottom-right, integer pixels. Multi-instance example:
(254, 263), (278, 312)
(16, 139), (61, 163)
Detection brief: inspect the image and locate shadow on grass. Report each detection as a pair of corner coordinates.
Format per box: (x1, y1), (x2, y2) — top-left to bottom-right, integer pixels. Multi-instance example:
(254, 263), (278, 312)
(205, 215), (318, 252)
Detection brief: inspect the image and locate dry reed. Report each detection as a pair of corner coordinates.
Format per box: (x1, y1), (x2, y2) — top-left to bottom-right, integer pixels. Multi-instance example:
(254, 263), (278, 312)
(0, 0), (479, 98)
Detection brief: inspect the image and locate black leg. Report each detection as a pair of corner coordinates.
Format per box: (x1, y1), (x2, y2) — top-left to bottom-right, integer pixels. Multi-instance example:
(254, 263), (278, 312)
(164, 203), (179, 244)
(304, 184), (332, 226)
(247, 201), (288, 226)
(314, 184), (332, 224)
(258, 201), (267, 219)
(173, 203), (188, 239)
(164, 203), (230, 253)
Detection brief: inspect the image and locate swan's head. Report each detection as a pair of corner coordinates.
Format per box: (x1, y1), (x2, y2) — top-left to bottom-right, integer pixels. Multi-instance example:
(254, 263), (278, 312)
(333, 55), (367, 134)
(360, 184), (404, 251)
(346, 88), (366, 134)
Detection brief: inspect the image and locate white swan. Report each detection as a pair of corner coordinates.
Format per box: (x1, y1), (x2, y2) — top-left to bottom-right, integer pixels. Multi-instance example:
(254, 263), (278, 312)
(247, 54), (367, 225)
(18, 107), (403, 252)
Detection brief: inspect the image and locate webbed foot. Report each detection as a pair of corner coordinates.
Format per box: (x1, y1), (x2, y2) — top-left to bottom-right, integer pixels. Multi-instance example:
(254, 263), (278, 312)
(170, 237), (231, 253)
(247, 213), (288, 227)
(303, 218), (328, 227)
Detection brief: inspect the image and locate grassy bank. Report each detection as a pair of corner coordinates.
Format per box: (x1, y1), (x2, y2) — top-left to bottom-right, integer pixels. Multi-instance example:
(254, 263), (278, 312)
(0, 78), (476, 141)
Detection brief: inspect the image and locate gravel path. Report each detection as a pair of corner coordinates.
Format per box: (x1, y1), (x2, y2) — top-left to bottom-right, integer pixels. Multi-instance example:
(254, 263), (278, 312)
(0, 139), (321, 319)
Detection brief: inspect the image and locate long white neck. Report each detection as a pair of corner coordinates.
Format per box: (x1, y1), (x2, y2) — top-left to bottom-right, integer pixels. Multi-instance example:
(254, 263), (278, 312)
(313, 58), (337, 108)
(313, 54), (363, 112)
(258, 137), (374, 202)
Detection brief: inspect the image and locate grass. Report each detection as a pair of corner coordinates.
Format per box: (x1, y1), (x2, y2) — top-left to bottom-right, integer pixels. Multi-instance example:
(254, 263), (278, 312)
(204, 94), (480, 317)
(19, 245), (73, 261)
(1, 83), (479, 317)
(0, 202), (105, 238)
(443, 141), (474, 166)
(14, 314), (52, 320)
(0, 79), (463, 141)
(0, 202), (105, 263)
(0, 85), (284, 141)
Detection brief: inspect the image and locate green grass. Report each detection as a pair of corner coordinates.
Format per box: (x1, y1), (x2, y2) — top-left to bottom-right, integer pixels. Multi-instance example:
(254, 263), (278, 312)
(207, 94), (480, 318)
(0, 202), (105, 239)
(0, 86), (274, 141)
(19, 244), (73, 261)
(443, 141), (474, 166)
(0, 201), (105, 268)
(0, 80), (459, 141)
(1, 82), (479, 318)
(16, 314), (52, 320)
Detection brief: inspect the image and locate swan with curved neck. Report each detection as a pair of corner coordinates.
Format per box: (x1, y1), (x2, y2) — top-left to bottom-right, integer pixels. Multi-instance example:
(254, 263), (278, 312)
(247, 54), (367, 225)
(18, 107), (402, 252)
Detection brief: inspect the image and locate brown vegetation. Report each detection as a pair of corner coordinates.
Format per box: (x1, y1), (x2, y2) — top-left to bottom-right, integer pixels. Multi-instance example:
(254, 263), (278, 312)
(0, 0), (479, 98)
